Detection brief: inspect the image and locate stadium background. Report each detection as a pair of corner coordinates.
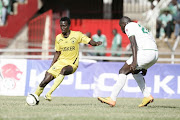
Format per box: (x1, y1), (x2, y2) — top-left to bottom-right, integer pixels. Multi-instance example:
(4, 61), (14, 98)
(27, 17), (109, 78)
(0, 0), (180, 99)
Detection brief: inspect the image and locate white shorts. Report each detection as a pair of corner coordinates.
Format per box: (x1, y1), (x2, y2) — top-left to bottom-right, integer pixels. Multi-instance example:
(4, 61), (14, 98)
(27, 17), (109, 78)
(126, 50), (158, 70)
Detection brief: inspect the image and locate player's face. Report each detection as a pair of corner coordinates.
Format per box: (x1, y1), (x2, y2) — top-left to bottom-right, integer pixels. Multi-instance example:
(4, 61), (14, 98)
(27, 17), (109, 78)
(119, 22), (126, 34)
(60, 21), (70, 34)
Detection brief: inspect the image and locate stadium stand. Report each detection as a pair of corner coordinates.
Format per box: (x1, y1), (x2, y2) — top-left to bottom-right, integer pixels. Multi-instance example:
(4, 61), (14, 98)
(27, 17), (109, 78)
(0, 0), (179, 63)
(0, 0), (40, 38)
(28, 10), (52, 55)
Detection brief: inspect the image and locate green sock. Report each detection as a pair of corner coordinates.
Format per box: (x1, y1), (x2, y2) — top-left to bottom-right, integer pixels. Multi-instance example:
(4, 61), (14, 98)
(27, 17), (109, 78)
(47, 74), (65, 95)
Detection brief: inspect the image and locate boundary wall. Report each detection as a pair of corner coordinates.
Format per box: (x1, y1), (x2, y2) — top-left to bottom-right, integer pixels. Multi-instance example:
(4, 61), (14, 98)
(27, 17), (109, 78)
(0, 59), (179, 99)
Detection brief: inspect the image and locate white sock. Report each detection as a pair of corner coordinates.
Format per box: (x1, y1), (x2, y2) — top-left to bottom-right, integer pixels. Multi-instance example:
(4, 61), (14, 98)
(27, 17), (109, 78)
(110, 74), (127, 101)
(133, 73), (150, 97)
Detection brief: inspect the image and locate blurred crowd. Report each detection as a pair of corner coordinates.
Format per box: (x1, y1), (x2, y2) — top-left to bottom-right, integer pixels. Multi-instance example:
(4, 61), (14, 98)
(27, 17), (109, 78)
(81, 0), (180, 57)
(0, 0), (25, 26)
(80, 29), (123, 58)
(155, 0), (180, 40)
(2, 0), (179, 57)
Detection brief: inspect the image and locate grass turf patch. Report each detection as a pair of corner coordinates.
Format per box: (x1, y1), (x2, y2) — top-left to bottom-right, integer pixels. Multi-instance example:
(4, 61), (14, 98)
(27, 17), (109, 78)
(0, 96), (180, 120)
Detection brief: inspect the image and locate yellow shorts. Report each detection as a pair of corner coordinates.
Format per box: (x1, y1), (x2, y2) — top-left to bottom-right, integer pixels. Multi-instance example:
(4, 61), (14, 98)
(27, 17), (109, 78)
(47, 60), (78, 78)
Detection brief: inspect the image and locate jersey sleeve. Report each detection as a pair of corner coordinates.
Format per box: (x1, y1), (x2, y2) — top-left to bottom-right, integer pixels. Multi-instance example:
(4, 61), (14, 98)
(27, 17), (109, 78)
(125, 23), (136, 38)
(55, 35), (61, 51)
(78, 32), (91, 44)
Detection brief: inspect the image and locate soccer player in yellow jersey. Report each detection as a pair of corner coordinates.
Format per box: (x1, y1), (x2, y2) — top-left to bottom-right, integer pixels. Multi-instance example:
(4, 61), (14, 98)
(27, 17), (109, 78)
(34, 17), (102, 101)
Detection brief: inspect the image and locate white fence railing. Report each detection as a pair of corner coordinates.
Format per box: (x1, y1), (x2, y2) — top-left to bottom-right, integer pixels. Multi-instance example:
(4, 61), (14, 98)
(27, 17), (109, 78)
(0, 48), (180, 64)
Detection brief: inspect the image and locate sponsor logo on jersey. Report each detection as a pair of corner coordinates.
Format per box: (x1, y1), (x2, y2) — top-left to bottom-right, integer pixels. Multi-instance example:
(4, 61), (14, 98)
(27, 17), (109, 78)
(72, 40), (75, 44)
(70, 37), (76, 44)
(62, 46), (75, 51)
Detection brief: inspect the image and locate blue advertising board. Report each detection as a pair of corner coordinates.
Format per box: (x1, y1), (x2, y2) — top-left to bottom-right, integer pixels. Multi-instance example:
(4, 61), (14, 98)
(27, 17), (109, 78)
(25, 60), (180, 99)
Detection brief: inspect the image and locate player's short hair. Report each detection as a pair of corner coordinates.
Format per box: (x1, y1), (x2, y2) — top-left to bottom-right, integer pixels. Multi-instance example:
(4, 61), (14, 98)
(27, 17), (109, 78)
(60, 17), (71, 26)
(120, 16), (131, 23)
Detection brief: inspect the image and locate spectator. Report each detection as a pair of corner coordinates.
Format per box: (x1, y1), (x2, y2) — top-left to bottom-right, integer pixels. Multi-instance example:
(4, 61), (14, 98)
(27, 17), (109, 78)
(85, 32), (91, 38)
(111, 29), (122, 56)
(0, 1), (2, 24)
(168, 0), (180, 40)
(0, 0), (9, 26)
(156, 8), (173, 40)
(92, 29), (107, 56)
(174, 10), (180, 39)
(7, 0), (13, 15)
(8, 0), (25, 15)
(168, 0), (180, 19)
(15, 0), (25, 3)
(142, 3), (155, 21)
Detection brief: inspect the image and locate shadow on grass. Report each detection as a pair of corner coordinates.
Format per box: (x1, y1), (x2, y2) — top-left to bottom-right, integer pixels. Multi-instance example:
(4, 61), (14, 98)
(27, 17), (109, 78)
(61, 103), (94, 106)
(149, 105), (179, 109)
(41, 103), (96, 106)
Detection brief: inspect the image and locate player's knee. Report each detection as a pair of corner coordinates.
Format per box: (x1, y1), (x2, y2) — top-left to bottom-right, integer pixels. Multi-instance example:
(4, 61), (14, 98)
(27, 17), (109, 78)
(60, 69), (71, 75)
(61, 66), (73, 75)
(60, 69), (66, 75)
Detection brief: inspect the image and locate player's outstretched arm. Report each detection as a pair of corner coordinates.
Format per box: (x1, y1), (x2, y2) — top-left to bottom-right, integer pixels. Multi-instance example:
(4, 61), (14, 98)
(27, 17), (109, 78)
(129, 35), (137, 72)
(50, 51), (61, 67)
(89, 40), (102, 46)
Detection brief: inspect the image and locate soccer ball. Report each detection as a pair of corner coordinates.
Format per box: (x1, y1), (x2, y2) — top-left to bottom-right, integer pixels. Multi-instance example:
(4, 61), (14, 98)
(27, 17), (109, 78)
(26, 94), (39, 106)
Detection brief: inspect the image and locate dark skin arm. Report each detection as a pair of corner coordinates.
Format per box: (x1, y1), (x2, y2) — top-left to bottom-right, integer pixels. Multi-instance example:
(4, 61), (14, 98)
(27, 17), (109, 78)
(129, 35), (137, 72)
(89, 40), (102, 46)
(50, 51), (61, 67)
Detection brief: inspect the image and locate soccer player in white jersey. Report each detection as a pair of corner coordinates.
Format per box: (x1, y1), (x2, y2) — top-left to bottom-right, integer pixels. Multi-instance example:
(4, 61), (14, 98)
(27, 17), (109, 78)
(98, 16), (158, 107)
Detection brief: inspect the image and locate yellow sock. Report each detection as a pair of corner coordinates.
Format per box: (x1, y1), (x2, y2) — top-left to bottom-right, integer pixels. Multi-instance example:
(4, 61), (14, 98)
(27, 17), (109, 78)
(47, 74), (65, 95)
(35, 86), (44, 96)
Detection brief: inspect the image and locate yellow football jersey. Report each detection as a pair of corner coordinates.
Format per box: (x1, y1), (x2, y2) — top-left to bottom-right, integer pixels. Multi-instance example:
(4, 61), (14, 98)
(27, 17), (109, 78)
(55, 30), (91, 66)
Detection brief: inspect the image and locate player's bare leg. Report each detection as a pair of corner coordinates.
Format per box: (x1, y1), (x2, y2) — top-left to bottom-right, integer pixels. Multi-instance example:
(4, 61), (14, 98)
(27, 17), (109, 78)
(98, 63), (131, 107)
(35, 72), (54, 96)
(45, 65), (73, 101)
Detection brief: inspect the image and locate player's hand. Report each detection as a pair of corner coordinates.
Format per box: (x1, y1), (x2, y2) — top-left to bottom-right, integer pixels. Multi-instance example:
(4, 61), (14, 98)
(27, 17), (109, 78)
(96, 41), (102, 46)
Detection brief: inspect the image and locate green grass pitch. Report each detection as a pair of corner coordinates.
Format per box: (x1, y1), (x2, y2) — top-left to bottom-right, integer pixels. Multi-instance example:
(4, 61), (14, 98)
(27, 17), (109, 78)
(0, 96), (180, 120)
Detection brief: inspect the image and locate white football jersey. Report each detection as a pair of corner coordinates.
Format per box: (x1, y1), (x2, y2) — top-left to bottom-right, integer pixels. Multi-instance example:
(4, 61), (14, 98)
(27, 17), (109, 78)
(125, 22), (158, 50)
